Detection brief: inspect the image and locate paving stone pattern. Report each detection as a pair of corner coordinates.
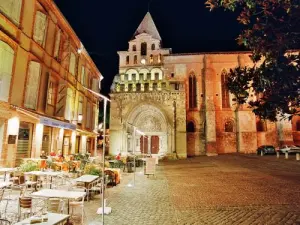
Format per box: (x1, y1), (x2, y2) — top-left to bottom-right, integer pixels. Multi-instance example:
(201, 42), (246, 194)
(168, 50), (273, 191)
(88, 154), (300, 225)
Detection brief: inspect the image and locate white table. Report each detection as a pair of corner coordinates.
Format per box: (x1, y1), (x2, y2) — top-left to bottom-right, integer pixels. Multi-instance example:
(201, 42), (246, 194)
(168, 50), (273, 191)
(0, 181), (12, 188)
(0, 168), (16, 181)
(74, 175), (99, 183)
(14, 213), (70, 225)
(25, 171), (63, 189)
(31, 189), (86, 214)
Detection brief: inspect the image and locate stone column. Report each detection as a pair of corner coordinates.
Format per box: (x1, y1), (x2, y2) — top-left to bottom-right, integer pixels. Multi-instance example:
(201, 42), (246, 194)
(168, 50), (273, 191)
(148, 135), (151, 154)
(204, 56), (217, 156)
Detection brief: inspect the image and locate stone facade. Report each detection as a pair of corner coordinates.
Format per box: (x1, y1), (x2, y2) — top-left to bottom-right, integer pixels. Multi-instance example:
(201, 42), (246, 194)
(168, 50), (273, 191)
(109, 12), (300, 158)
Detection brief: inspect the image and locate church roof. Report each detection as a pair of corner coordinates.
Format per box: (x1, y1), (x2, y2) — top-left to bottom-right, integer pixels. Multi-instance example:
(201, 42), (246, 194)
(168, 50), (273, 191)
(132, 12), (161, 41)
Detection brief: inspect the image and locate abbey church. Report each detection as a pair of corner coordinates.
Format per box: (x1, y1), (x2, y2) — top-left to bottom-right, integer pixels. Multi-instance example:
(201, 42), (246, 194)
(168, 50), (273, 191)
(109, 12), (300, 158)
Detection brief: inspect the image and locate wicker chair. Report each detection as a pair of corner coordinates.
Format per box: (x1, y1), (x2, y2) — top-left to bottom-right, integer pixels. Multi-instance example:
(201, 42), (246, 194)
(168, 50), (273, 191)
(18, 197), (33, 221)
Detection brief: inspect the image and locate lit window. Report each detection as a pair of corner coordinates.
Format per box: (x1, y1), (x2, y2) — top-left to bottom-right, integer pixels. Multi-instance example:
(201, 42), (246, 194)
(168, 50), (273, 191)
(47, 81), (57, 105)
(0, 41), (14, 102)
(0, 0), (22, 25)
(78, 96), (83, 124)
(33, 11), (47, 46)
(150, 54), (153, 64)
(69, 52), (76, 75)
(128, 73), (132, 81)
(158, 54), (162, 63)
(24, 61), (41, 110)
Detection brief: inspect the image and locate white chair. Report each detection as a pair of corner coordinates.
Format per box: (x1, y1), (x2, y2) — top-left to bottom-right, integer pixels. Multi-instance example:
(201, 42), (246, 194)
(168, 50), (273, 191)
(47, 198), (65, 213)
(69, 188), (86, 224)
(24, 174), (37, 192)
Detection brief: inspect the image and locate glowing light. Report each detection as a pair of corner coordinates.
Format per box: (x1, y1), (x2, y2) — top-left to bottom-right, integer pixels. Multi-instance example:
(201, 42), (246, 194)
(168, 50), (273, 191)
(7, 117), (19, 135)
(35, 123), (44, 157)
(141, 59), (146, 65)
(78, 114), (83, 122)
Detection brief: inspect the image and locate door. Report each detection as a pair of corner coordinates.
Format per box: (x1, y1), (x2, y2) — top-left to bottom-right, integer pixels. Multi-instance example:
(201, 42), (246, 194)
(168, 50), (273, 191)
(140, 136), (148, 154)
(16, 122), (33, 166)
(63, 137), (70, 156)
(151, 136), (159, 154)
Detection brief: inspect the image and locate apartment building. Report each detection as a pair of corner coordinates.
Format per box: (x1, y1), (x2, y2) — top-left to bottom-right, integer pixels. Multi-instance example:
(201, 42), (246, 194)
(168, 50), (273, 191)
(0, 0), (103, 166)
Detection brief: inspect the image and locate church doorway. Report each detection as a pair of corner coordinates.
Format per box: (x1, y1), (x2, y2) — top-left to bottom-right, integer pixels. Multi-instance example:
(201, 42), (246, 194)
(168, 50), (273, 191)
(151, 136), (159, 154)
(140, 136), (148, 154)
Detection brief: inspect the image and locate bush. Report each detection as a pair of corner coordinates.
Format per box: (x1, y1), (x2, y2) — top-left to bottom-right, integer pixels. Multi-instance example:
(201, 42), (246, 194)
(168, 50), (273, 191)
(19, 161), (39, 172)
(84, 163), (102, 176)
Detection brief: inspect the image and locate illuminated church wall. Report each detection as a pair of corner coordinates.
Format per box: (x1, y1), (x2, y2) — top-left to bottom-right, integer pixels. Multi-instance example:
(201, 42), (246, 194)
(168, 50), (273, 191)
(109, 12), (299, 158)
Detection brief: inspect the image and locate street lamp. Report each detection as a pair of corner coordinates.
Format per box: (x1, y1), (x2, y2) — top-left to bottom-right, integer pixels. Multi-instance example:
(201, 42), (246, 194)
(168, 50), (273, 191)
(82, 86), (110, 224)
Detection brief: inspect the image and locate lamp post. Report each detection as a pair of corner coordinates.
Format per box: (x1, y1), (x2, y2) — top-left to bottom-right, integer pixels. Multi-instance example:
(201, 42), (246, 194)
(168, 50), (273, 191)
(82, 86), (110, 224)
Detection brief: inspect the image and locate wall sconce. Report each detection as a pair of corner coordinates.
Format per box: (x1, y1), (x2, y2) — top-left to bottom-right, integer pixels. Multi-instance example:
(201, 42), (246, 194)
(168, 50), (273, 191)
(78, 114), (83, 123)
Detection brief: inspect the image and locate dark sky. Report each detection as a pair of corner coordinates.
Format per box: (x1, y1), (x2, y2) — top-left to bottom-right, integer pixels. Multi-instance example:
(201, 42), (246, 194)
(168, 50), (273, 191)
(54, 0), (244, 95)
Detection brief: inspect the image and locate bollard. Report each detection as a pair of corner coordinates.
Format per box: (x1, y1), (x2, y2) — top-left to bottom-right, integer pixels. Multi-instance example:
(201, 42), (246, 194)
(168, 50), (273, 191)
(261, 151), (264, 156)
(277, 151), (280, 159)
(285, 152), (288, 159)
(297, 153), (300, 161)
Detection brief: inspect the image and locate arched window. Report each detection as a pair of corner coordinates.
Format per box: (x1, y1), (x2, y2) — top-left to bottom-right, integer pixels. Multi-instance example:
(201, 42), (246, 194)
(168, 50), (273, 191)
(151, 43), (155, 50)
(0, 0), (22, 25)
(0, 41), (14, 102)
(297, 121), (300, 131)
(149, 54), (153, 63)
(187, 121), (195, 132)
(134, 55), (137, 64)
(189, 74), (197, 109)
(224, 120), (234, 132)
(221, 70), (230, 108)
(132, 45), (136, 51)
(126, 56), (129, 65)
(141, 42), (147, 56)
(256, 120), (267, 132)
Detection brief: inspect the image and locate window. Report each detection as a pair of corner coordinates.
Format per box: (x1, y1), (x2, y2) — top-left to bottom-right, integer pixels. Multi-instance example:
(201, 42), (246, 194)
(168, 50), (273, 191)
(221, 71), (230, 108)
(47, 81), (57, 105)
(297, 121), (300, 131)
(158, 54), (162, 63)
(189, 74), (197, 109)
(132, 74), (136, 81)
(150, 54), (153, 64)
(151, 43), (155, 50)
(69, 53), (76, 75)
(92, 78), (100, 93)
(134, 55), (137, 64)
(120, 84), (125, 92)
(33, 11), (47, 46)
(126, 56), (129, 65)
(224, 120), (234, 132)
(256, 120), (267, 132)
(155, 73), (159, 80)
(132, 45), (136, 51)
(136, 83), (141, 91)
(53, 29), (61, 59)
(171, 73), (174, 78)
(144, 83), (149, 91)
(187, 121), (195, 132)
(0, 41), (14, 102)
(175, 83), (180, 90)
(65, 88), (74, 121)
(24, 61), (41, 109)
(86, 101), (91, 128)
(0, 0), (22, 24)
(153, 83), (157, 90)
(77, 96), (83, 124)
(141, 42), (147, 56)
(81, 66), (86, 86)
(128, 84), (133, 92)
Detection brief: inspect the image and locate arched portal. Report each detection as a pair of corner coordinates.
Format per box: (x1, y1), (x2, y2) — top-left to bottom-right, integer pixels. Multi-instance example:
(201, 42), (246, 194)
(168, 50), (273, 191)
(126, 104), (170, 155)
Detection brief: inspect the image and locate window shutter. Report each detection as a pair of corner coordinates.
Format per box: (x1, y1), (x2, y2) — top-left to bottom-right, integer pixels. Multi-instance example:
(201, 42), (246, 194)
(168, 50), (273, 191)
(24, 62), (41, 109)
(33, 11), (47, 46)
(53, 29), (61, 58)
(86, 102), (91, 128)
(0, 41), (14, 102)
(65, 88), (74, 121)
(55, 82), (67, 117)
(0, 0), (21, 24)
(69, 53), (76, 75)
(92, 79), (99, 93)
(93, 104), (98, 131)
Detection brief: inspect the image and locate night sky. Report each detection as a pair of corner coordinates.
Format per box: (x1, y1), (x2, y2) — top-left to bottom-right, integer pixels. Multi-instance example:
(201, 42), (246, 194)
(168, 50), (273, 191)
(54, 0), (244, 95)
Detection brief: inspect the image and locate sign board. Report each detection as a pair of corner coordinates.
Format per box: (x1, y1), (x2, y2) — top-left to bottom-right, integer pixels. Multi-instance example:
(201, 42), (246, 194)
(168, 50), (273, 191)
(40, 117), (76, 130)
(145, 158), (156, 175)
(8, 135), (17, 144)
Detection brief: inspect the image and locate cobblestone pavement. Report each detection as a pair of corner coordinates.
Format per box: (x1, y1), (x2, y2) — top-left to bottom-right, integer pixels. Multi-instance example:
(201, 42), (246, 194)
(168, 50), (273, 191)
(86, 154), (300, 225)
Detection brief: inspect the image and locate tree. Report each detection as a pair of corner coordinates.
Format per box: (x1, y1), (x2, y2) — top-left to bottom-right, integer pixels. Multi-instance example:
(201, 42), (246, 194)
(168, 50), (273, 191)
(205, 0), (300, 121)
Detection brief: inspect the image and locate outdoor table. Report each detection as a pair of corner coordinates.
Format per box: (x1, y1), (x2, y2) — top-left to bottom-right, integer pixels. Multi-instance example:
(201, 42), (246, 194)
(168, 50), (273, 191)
(0, 168), (16, 181)
(74, 175), (99, 188)
(25, 171), (63, 189)
(31, 189), (86, 214)
(0, 181), (12, 189)
(14, 212), (70, 225)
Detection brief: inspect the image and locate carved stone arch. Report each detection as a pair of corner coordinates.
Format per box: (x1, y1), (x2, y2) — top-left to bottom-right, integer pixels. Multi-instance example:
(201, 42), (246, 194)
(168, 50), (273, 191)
(224, 118), (235, 132)
(151, 68), (163, 80)
(139, 68), (150, 80)
(125, 69), (138, 81)
(126, 103), (169, 133)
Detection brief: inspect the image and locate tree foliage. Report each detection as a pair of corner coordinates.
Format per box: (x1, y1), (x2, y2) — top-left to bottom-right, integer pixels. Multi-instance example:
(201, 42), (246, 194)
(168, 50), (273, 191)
(205, 0), (300, 121)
